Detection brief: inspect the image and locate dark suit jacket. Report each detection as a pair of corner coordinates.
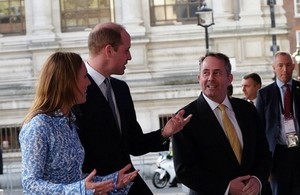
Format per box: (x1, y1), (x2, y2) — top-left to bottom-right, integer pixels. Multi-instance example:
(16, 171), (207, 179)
(172, 94), (271, 195)
(256, 80), (300, 154)
(75, 75), (169, 194)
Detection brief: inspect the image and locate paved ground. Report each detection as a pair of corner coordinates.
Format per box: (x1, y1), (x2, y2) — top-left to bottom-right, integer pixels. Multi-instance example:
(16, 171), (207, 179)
(0, 155), (189, 195)
(0, 174), (188, 195)
(146, 179), (188, 195)
(0, 183), (188, 195)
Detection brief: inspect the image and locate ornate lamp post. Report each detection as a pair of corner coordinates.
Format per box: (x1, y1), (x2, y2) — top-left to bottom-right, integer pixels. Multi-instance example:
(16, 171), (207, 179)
(292, 44), (300, 80)
(196, 2), (214, 54)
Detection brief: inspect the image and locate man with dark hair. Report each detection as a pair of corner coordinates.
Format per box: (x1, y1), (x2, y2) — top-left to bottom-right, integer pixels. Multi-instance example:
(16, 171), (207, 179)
(76, 22), (192, 195)
(172, 52), (271, 195)
(241, 72), (262, 105)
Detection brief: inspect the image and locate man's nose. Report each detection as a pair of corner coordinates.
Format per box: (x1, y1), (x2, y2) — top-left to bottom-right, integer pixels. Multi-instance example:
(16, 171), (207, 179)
(207, 73), (214, 80)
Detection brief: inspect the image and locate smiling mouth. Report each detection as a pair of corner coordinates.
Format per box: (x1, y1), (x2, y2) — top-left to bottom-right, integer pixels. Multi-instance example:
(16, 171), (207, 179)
(207, 84), (217, 89)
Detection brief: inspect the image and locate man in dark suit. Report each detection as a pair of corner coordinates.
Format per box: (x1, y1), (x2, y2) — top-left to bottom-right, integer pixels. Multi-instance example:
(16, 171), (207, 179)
(172, 52), (271, 195)
(256, 51), (300, 195)
(75, 22), (192, 195)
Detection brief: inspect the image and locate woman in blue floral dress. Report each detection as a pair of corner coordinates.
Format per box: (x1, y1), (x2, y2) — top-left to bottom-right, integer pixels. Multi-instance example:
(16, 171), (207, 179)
(19, 51), (139, 195)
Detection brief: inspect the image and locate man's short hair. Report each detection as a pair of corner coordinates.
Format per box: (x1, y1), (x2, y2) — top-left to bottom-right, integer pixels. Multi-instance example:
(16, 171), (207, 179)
(243, 72), (262, 85)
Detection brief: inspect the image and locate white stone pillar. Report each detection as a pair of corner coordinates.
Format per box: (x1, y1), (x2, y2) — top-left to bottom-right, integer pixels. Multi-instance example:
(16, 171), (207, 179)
(31, 0), (55, 42)
(212, 0), (234, 26)
(239, 0), (263, 26)
(121, 0), (145, 37)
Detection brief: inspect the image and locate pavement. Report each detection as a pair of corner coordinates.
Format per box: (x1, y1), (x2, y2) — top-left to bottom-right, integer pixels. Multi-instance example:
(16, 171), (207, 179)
(0, 171), (188, 195)
(146, 180), (188, 195)
(0, 153), (189, 195)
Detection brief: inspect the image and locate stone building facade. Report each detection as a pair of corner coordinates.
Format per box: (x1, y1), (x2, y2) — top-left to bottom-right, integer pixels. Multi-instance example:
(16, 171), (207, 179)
(0, 0), (291, 152)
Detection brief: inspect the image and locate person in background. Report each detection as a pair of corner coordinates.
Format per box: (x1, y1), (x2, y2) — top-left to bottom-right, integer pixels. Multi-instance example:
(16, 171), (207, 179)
(227, 84), (233, 97)
(0, 148), (3, 175)
(172, 52), (272, 195)
(19, 51), (139, 195)
(256, 51), (300, 195)
(241, 72), (262, 105)
(75, 22), (192, 195)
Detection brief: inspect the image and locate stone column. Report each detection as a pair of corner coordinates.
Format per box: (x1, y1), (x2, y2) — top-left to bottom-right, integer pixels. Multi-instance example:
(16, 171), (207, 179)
(239, 0), (263, 26)
(212, 0), (234, 27)
(121, 0), (145, 37)
(31, 0), (55, 42)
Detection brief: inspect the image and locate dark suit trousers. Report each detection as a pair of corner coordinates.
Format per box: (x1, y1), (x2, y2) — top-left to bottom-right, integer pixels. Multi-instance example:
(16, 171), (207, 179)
(271, 145), (300, 195)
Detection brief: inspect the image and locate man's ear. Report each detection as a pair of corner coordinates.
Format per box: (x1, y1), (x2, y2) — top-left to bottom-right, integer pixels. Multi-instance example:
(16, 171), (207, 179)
(104, 44), (113, 57)
(228, 73), (233, 82)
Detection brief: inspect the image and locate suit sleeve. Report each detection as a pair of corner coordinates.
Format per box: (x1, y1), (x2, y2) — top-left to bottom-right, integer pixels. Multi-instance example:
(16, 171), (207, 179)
(250, 105), (272, 188)
(118, 81), (169, 156)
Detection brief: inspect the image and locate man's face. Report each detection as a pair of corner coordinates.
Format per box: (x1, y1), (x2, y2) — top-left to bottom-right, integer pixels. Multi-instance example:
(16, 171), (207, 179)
(110, 30), (132, 75)
(198, 56), (233, 103)
(241, 78), (260, 101)
(272, 54), (295, 84)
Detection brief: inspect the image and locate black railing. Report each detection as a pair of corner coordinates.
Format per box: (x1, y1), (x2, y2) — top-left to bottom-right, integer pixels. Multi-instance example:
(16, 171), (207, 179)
(0, 126), (21, 153)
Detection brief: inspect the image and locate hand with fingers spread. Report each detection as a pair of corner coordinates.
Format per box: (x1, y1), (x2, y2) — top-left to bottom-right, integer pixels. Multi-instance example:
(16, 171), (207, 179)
(161, 109), (192, 138)
(116, 164), (139, 189)
(85, 169), (114, 195)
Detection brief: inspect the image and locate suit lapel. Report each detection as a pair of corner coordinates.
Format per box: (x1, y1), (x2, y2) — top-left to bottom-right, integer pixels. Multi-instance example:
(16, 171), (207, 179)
(230, 98), (250, 165)
(87, 75), (121, 138)
(292, 80), (300, 133)
(87, 74), (106, 102)
(198, 95), (239, 164)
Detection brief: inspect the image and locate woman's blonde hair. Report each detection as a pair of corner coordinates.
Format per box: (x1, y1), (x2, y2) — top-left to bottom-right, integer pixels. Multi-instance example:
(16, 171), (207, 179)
(23, 51), (83, 123)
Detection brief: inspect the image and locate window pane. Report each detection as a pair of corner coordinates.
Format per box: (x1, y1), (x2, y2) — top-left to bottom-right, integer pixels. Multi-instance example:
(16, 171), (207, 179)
(0, 0), (25, 35)
(60, 0), (112, 32)
(150, 0), (198, 26)
(154, 6), (166, 21)
(159, 114), (172, 128)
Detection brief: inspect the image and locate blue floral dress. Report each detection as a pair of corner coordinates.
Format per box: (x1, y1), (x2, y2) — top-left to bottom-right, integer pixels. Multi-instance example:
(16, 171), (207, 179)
(19, 110), (131, 195)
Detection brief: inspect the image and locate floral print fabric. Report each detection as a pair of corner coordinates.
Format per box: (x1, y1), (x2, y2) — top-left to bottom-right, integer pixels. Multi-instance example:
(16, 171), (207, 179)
(19, 110), (131, 195)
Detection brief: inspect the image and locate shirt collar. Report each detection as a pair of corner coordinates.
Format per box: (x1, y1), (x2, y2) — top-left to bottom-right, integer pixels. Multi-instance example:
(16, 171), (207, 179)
(202, 92), (233, 111)
(85, 61), (106, 86)
(276, 78), (293, 88)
